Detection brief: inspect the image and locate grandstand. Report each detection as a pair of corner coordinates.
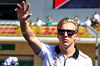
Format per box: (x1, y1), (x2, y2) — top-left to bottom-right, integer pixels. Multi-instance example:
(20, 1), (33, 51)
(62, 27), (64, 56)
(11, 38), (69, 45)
(0, 0), (100, 66)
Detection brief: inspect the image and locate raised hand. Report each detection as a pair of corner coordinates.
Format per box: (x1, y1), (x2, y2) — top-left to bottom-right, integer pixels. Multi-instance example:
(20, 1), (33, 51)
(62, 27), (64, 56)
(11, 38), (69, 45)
(15, 1), (32, 22)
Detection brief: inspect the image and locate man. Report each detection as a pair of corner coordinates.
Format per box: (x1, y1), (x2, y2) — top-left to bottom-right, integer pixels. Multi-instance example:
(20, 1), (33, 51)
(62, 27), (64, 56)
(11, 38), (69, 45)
(15, 1), (93, 66)
(35, 17), (43, 26)
(28, 20), (34, 26)
(94, 11), (100, 25)
(94, 11), (100, 22)
(84, 17), (91, 26)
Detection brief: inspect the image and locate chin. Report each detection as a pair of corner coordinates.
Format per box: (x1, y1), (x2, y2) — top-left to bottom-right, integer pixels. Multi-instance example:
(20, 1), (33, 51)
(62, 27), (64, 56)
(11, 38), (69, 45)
(63, 43), (69, 46)
(63, 43), (71, 48)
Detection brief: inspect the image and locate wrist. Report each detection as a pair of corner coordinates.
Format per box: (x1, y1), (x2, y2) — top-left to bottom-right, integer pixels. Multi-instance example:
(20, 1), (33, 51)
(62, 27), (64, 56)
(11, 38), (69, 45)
(20, 20), (28, 25)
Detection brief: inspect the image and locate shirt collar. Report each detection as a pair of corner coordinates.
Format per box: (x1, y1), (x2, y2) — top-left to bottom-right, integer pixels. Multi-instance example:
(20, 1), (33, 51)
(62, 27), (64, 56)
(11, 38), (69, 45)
(55, 45), (79, 58)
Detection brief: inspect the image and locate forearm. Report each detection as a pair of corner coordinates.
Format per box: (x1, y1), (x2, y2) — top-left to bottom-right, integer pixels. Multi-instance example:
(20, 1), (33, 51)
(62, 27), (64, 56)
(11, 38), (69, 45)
(20, 21), (35, 40)
(20, 21), (42, 54)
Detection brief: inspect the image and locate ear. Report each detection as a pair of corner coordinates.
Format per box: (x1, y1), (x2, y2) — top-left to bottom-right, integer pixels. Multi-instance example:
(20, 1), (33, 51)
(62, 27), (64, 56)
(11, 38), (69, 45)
(74, 34), (78, 41)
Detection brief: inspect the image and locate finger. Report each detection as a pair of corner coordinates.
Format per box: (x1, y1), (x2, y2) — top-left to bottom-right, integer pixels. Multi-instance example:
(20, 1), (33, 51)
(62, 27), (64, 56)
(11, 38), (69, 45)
(25, 3), (30, 13)
(17, 4), (22, 10)
(29, 13), (32, 16)
(26, 13), (32, 20)
(14, 8), (18, 11)
(15, 8), (20, 13)
(15, 8), (20, 19)
(22, 1), (25, 10)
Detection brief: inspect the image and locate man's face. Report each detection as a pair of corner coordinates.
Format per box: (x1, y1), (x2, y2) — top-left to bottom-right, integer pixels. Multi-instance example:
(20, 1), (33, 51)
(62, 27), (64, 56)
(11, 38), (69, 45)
(57, 23), (78, 50)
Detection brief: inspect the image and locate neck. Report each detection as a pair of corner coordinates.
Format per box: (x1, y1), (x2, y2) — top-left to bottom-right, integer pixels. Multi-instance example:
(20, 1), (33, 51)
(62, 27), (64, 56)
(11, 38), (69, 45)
(59, 44), (75, 59)
(64, 47), (75, 59)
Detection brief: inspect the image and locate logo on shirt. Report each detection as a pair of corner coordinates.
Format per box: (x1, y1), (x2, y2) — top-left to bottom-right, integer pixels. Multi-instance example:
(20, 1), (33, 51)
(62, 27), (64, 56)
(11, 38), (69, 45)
(50, 54), (59, 66)
(79, 54), (87, 59)
(50, 61), (58, 66)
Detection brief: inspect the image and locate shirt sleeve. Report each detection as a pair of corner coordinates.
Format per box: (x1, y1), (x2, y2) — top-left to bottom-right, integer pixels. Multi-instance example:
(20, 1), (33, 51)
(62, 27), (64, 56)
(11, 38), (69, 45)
(37, 43), (46, 60)
(37, 43), (54, 61)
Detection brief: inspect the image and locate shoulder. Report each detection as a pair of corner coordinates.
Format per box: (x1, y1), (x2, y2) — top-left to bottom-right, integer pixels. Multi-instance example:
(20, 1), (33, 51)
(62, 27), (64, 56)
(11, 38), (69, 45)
(78, 50), (92, 61)
(46, 44), (55, 50)
(38, 20), (42, 22)
(38, 43), (55, 55)
(78, 51), (93, 65)
(42, 43), (55, 51)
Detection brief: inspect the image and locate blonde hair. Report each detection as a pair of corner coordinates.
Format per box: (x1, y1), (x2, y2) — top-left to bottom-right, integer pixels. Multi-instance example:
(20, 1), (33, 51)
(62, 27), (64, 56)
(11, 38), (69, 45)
(57, 17), (79, 33)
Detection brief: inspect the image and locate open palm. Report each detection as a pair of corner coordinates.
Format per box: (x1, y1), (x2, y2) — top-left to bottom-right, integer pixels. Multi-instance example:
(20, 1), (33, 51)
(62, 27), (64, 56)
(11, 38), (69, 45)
(15, 1), (32, 22)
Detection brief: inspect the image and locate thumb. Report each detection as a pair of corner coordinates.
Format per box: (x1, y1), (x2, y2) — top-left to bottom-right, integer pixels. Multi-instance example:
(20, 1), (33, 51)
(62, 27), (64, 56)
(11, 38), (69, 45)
(26, 13), (32, 20)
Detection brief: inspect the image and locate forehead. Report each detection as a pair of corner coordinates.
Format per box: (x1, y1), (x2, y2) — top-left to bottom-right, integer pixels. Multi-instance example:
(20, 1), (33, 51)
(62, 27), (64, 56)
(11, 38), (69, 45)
(60, 23), (76, 30)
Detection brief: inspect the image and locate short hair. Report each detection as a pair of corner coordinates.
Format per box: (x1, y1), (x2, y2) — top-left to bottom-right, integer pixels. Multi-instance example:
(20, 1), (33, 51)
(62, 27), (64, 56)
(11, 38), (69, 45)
(57, 17), (79, 33)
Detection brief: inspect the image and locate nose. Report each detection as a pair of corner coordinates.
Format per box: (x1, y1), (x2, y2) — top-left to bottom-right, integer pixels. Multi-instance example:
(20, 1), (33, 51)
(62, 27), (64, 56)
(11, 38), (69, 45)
(64, 31), (68, 36)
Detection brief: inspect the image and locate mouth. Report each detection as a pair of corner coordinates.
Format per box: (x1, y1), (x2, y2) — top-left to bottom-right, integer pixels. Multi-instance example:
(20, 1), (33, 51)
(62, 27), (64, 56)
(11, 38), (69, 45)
(62, 40), (69, 47)
(63, 39), (69, 42)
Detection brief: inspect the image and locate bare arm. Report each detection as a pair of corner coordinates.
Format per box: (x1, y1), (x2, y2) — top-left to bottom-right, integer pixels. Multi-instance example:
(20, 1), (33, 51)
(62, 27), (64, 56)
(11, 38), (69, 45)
(15, 1), (42, 55)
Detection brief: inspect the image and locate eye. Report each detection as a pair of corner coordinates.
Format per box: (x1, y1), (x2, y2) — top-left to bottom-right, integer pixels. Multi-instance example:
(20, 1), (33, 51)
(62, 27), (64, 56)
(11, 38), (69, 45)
(67, 30), (75, 35)
(67, 32), (73, 34)
(61, 31), (65, 34)
(59, 30), (65, 35)
(58, 29), (65, 35)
